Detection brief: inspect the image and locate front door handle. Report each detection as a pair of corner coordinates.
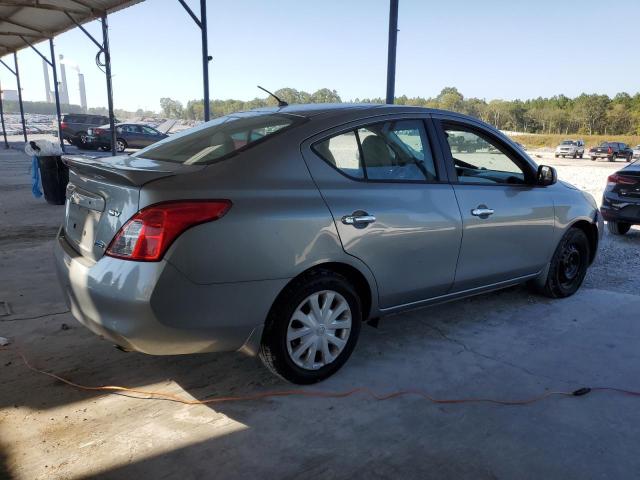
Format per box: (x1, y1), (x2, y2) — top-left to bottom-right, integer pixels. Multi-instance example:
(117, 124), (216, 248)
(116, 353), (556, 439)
(471, 206), (495, 218)
(342, 211), (376, 228)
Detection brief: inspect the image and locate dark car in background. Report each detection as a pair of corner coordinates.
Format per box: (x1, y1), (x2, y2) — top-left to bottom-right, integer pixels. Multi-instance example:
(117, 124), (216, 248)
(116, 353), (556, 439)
(589, 142), (633, 162)
(601, 160), (640, 235)
(60, 114), (111, 146)
(85, 123), (168, 152)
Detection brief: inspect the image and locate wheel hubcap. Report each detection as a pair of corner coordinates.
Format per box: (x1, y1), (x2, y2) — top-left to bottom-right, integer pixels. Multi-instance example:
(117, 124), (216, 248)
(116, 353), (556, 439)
(286, 290), (352, 371)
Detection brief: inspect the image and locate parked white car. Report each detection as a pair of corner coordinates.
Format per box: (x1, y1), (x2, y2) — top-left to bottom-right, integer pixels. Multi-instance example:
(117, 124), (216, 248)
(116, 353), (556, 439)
(632, 145), (640, 160)
(555, 140), (585, 159)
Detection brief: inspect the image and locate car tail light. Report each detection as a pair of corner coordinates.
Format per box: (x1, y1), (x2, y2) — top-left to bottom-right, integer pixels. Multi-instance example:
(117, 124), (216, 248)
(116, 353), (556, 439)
(607, 174), (637, 187)
(106, 200), (231, 261)
(61, 121), (67, 129)
(608, 146), (613, 154)
(94, 128), (104, 135)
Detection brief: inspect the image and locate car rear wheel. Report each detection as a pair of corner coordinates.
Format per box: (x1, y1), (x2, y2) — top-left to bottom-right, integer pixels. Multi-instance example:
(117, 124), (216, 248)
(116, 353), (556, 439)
(627, 154), (632, 163)
(260, 269), (362, 384)
(607, 221), (631, 235)
(572, 152), (577, 159)
(579, 153), (583, 158)
(590, 157), (596, 161)
(538, 228), (590, 298)
(609, 154), (616, 162)
(116, 139), (127, 153)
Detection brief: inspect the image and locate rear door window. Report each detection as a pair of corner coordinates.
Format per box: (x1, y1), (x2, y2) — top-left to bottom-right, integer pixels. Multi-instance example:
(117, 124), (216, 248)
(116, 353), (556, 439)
(313, 119), (436, 182)
(135, 113), (298, 164)
(314, 131), (364, 179)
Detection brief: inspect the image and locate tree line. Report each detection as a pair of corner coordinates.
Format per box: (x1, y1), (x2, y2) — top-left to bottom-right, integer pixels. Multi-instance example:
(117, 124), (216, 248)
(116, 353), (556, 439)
(4, 86), (639, 136)
(161, 87), (640, 136)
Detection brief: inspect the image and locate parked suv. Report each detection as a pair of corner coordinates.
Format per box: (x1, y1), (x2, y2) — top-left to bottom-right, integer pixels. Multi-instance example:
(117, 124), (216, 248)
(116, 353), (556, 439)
(55, 105), (602, 384)
(60, 114), (111, 146)
(589, 142), (633, 162)
(555, 140), (584, 158)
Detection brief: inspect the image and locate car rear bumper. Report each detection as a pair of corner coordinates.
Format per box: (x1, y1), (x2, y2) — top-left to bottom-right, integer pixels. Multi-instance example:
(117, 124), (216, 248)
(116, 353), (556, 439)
(600, 195), (640, 224)
(54, 227), (287, 355)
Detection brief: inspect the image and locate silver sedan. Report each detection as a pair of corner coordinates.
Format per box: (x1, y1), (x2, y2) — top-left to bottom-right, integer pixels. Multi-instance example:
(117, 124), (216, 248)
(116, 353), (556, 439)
(54, 105), (602, 384)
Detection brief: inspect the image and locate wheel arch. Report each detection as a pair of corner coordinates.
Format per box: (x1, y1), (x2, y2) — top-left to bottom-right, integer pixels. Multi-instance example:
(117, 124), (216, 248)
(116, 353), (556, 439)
(271, 262), (375, 324)
(569, 219), (598, 264)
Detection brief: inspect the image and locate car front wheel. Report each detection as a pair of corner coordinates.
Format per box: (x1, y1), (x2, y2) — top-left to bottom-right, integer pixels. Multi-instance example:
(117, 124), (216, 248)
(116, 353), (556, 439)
(607, 221), (631, 235)
(116, 139), (127, 153)
(538, 228), (590, 298)
(260, 270), (362, 384)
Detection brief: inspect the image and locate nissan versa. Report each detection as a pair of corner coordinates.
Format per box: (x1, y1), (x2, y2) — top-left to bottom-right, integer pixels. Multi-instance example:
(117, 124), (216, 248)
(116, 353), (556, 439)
(54, 105), (602, 384)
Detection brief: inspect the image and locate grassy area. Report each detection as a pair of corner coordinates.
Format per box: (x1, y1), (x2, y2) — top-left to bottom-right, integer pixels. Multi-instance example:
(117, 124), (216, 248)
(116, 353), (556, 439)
(508, 133), (640, 149)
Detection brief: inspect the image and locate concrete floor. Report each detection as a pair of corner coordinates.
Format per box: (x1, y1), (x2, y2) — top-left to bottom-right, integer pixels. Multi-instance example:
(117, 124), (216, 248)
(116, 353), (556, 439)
(1, 147), (639, 479)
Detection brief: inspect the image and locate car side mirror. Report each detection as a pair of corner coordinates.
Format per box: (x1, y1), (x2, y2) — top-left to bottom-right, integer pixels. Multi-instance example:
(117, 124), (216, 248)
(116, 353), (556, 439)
(537, 165), (557, 186)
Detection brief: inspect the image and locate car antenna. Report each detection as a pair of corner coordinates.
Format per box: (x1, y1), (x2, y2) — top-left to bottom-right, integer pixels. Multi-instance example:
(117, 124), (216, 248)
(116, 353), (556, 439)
(257, 85), (288, 107)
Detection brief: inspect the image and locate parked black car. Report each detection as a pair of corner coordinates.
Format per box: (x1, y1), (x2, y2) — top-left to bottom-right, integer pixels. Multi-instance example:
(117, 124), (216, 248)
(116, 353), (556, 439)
(84, 123), (168, 152)
(589, 142), (633, 162)
(601, 160), (640, 235)
(60, 114), (111, 146)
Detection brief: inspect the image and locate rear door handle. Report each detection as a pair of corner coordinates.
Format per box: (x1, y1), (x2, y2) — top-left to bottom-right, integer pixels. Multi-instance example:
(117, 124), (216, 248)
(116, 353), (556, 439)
(342, 212), (376, 228)
(471, 206), (495, 218)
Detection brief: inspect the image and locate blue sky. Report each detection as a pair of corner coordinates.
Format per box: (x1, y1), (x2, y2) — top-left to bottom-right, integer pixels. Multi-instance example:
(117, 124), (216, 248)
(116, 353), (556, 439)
(2, 0), (638, 112)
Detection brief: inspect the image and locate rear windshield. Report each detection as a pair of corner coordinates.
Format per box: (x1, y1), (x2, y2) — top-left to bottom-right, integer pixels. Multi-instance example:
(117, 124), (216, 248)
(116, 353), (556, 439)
(134, 113), (298, 164)
(561, 140), (575, 145)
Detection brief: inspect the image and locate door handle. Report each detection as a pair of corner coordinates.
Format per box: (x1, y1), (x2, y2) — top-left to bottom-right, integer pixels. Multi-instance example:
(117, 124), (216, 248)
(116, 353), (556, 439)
(341, 212), (376, 228)
(471, 206), (495, 218)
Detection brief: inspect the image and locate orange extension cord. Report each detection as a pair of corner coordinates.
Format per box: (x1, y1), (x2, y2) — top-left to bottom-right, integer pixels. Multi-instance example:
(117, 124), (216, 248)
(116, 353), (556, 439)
(6, 349), (640, 406)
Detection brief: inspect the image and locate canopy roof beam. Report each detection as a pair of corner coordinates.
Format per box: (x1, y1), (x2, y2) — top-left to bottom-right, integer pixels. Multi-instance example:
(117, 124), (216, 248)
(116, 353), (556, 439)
(0, 2), (88, 15)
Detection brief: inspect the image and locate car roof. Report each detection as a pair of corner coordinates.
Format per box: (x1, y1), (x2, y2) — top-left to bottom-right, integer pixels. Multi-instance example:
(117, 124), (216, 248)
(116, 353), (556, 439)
(218, 103), (485, 132)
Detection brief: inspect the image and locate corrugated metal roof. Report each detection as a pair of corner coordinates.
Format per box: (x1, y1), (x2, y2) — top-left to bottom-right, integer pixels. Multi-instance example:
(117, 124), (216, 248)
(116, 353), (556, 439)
(0, 0), (143, 56)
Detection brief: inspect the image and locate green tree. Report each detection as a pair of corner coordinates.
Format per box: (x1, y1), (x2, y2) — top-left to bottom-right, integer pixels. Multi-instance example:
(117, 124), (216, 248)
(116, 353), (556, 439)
(310, 88), (341, 103)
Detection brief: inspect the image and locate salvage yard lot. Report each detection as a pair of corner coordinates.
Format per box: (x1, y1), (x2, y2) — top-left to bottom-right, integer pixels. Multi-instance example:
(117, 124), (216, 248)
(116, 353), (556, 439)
(1, 148), (639, 479)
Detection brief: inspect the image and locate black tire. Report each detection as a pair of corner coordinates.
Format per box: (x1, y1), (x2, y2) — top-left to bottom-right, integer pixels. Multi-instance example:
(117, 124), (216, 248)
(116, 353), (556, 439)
(607, 221), (631, 235)
(590, 157), (596, 161)
(538, 228), (590, 298)
(579, 153), (584, 158)
(609, 154), (616, 162)
(259, 269), (362, 384)
(572, 152), (577, 159)
(554, 154), (559, 158)
(116, 138), (127, 153)
(627, 154), (632, 163)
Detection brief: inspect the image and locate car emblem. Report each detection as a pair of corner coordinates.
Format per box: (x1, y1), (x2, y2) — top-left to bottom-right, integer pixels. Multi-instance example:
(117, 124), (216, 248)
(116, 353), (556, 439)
(108, 209), (121, 217)
(94, 240), (107, 250)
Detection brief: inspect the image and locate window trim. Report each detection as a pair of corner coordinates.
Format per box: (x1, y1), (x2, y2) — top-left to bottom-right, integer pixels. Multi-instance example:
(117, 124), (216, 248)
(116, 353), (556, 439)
(310, 117), (442, 185)
(435, 119), (538, 187)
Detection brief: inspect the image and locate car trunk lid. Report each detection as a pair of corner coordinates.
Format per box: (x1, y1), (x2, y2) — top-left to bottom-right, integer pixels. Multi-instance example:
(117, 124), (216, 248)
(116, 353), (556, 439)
(62, 154), (202, 261)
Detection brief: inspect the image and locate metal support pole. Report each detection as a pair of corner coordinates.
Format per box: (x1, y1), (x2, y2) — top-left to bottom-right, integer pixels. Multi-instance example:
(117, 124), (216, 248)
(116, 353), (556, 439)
(101, 14), (117, 156)
(178, 0), (211, 122)
(200, 0), (210, 121)
(0, 81), (8, 148)
(49, 39), (64, 151)
(385, 0), (399, 105)
(14, 52), (27, 142)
